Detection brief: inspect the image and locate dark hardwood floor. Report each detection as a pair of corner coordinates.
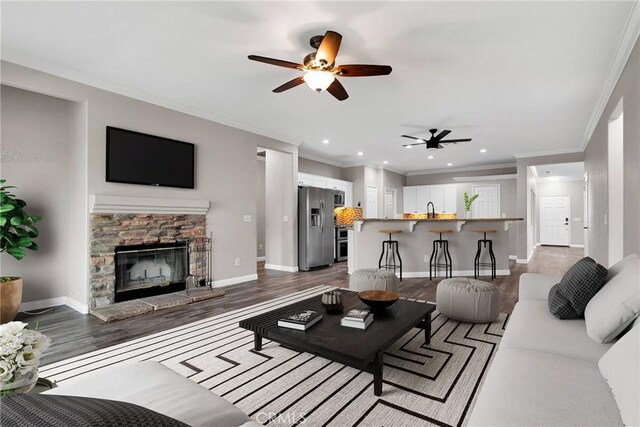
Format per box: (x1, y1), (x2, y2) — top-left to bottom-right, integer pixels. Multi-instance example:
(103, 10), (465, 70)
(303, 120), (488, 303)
(18, 245), (582, 366)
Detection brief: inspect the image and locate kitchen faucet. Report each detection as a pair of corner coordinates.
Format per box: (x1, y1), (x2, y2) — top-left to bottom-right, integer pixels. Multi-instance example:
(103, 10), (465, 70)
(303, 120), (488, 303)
(426, 201), (435, 219)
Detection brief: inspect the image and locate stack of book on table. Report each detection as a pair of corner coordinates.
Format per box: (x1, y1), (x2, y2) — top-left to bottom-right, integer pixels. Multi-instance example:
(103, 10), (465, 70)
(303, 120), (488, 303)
(278, 310), (322, 330)
(341, 309), (373, 330)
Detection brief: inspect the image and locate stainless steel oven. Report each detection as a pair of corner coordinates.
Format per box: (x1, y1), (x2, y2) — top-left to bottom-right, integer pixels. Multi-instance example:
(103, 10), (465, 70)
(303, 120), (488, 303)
(335, 228), (348, 262)
(333, 191), (345, 208)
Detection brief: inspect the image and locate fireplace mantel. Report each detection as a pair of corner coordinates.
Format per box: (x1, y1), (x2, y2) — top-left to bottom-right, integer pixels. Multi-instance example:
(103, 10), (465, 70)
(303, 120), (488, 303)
(90, 194), (210, 215)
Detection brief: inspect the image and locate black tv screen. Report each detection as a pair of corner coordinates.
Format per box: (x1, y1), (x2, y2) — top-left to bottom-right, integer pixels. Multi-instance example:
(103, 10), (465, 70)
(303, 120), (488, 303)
(106, 127), (195, 189)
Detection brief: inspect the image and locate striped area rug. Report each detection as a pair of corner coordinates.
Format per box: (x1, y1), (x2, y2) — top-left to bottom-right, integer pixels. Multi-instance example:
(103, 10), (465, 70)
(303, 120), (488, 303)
(40, 286), (507, 427)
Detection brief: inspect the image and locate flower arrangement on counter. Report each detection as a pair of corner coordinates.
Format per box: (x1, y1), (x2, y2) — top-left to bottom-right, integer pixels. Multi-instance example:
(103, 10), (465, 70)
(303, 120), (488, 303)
(0, 321), (50, 395)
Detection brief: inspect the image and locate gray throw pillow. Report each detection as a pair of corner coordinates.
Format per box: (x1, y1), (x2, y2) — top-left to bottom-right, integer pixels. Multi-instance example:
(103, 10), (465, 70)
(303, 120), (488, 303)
(548, 257), (608, 319)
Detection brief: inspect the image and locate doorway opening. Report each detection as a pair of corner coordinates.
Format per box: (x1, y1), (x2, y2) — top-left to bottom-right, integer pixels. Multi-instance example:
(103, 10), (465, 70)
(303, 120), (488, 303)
(608, 99), (624, 266)
(257, 147), (266, 264)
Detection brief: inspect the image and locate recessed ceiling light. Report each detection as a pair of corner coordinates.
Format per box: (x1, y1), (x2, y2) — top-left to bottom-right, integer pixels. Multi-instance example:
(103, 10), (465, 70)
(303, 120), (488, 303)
(322, 139), (330, 144)
(480, 148), (487, 153)
(428, 155), (434, 159)
(405, 145), (413, 149)
(357, 151), (364, 156)
(383, 160), (388, 164)
(447, 162), (453, 167)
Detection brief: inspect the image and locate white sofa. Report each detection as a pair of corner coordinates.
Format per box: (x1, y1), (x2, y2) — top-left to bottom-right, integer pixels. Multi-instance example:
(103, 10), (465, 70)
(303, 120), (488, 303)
(44, 361), (260, 427)
(469, 260), (639, 426)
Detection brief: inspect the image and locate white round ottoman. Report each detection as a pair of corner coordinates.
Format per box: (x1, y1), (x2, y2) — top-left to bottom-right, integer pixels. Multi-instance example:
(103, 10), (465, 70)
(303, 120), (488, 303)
(349, 268), (400, 292)
(436, 278), (500, 323)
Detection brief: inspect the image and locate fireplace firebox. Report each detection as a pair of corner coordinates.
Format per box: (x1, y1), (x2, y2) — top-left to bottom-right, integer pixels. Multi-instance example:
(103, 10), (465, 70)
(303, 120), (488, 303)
(114, 242), (188, 302)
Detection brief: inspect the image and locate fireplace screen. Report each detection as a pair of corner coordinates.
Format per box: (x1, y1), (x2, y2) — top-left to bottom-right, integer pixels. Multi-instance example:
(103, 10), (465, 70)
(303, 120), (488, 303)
(114, 242), (188, 301)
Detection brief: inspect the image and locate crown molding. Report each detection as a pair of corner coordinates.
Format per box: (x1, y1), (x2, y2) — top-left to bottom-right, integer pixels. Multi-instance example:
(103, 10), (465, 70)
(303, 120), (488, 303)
(297, 152), (345, 168)
(512, 147), (584, 159)
(406, 162), (516, 176)
(582, 1), (639, 149)
(1, 52), (302, 147)
(452, 174), (517, 182)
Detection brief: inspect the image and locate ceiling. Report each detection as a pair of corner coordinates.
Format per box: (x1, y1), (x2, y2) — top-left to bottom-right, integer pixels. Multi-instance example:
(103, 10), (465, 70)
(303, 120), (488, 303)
(1, 1), (634, 173)
(534, 162), (585, 182)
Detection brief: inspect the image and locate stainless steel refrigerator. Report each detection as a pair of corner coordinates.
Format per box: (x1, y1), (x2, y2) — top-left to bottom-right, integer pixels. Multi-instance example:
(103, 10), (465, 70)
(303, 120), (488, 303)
(298, 186), (335, 271)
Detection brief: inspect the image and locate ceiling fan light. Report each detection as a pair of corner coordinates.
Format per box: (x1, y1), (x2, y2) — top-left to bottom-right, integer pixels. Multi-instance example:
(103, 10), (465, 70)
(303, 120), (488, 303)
(303, 71), (335, 92)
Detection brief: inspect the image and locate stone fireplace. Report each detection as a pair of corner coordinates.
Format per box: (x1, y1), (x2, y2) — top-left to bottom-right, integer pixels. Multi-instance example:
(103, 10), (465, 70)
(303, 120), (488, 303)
(114, 241), (189, 302)
(89, 195), (209, 308)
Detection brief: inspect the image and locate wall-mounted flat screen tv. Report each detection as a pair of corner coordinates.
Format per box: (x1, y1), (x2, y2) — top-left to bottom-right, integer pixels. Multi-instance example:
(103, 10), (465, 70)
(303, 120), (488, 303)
(106, 127), (195, 189)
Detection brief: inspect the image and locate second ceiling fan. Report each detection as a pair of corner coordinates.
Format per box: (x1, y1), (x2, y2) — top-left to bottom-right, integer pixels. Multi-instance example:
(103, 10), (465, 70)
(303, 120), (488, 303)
(248, 30), (392, 101)
(402, 129), (472, 149)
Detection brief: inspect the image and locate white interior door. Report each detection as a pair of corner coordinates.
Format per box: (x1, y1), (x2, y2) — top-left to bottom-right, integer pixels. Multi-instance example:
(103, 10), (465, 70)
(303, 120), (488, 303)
(384, 188), (396, 218)
(366, 185), (378, 218)
(472, 185), (500, 218)
(540, 195), (570, 246)
(583, 172), (589, 256)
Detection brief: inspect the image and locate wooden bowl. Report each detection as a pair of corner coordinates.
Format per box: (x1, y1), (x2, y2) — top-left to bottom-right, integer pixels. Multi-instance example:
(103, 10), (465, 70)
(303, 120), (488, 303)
(357, 290), (399, 310)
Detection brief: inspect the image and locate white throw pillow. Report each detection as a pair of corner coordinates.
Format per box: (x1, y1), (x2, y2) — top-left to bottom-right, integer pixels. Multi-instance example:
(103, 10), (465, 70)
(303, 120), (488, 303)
(584, 256), (640, 343)
(598, 326), (640, 427)
(607, 253), (639, 281)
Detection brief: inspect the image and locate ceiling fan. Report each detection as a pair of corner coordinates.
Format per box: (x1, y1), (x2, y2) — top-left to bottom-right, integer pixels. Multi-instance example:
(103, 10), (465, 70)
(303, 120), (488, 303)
(401, 129), (472, 149)
(248, 30), (392, 101)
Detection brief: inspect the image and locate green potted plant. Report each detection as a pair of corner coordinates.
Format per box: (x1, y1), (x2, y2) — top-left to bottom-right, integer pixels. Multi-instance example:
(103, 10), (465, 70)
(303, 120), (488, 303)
(463, 192), (480, 219)
(0, 180), (41, 324)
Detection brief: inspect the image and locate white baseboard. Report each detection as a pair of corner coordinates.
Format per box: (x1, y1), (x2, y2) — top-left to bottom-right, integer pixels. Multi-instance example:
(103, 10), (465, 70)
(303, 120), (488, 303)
(402, 269), (511, 278)
(264, 264), (299, 272)
(509, 255), (517, 260)
(256, 256), (266, 262)
(570, 244), (585, 248)
(212, 273), (258, 288)
(20, 297), (88, 314)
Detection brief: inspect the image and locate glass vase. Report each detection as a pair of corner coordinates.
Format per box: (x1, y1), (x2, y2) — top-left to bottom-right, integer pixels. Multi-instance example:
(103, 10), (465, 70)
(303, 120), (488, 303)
(0, 368), (39, 396)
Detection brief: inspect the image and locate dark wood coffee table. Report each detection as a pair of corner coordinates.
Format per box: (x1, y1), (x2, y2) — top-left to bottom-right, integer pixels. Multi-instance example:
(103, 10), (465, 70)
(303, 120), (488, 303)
(239, 290), (435, 396)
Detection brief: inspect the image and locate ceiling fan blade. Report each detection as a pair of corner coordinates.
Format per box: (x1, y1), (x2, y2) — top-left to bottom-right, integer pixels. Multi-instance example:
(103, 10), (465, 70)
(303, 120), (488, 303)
(401, 135), (427, 141)
(334, 64), (393, 77)
(438, 144), (444, 149)
(434, 129), (452, 140)
(326, 78), (348, 101)
(316, 31), (342, 66)
(439, 138), (472, 143)
(248, 55), (303, 70)
(402, 142), (426, 147)
(273, 76), (305, 93)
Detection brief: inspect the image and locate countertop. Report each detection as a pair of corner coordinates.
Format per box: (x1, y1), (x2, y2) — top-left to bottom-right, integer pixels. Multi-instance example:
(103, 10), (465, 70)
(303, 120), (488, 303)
(357, 217), (523, 222)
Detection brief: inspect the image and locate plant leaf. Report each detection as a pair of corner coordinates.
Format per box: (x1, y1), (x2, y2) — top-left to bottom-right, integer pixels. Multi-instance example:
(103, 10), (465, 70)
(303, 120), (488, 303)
(0, 204), (15, 213)
(30, 215), (42, 223)
(0, 217), (6, 227)
(10, 216), (23, 226)
(27, 242), (38, 251)
(6, 247), (25, 260)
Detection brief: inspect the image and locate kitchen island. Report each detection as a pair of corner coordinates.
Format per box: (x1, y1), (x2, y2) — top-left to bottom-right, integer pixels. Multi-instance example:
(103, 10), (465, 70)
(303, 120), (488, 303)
(347, 218), (523, 278)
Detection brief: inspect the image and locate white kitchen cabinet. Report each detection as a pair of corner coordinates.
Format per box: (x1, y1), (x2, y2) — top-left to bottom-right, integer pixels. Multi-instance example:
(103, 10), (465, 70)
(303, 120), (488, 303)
(313, 176), (327, 188)
(403, 186), (417, 213)
(429, 186), (444, 212)
(444, 185), (457, 213)
(298, 173), (314, 186)
(403, 184), (457, 213)
(326, 179), (341, 190)
(416, 186), (430, 213)
(345, 182), (353, 206)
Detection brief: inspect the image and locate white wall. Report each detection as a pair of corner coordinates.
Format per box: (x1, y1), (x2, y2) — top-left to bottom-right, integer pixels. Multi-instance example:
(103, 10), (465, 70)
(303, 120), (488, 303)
(1, 61), (298, 308)
(265, 149), (296, 270)
(0, 85), (83, 305)
(256, 157), (266, 258)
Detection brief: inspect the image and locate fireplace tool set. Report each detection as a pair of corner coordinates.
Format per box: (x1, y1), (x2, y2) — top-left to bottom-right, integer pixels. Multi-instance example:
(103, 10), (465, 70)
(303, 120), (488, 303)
(185, 233), (213, 291)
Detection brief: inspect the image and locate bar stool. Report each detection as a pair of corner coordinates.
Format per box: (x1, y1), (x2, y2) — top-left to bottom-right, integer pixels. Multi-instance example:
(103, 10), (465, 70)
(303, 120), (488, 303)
(429, 229), (453, 279)
(474, 229), (496, 280)
(378, 230), (403, 281)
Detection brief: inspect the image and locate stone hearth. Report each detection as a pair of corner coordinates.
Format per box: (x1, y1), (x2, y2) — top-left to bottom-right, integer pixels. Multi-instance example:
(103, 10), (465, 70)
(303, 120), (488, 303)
(90, 213), (206, 308)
